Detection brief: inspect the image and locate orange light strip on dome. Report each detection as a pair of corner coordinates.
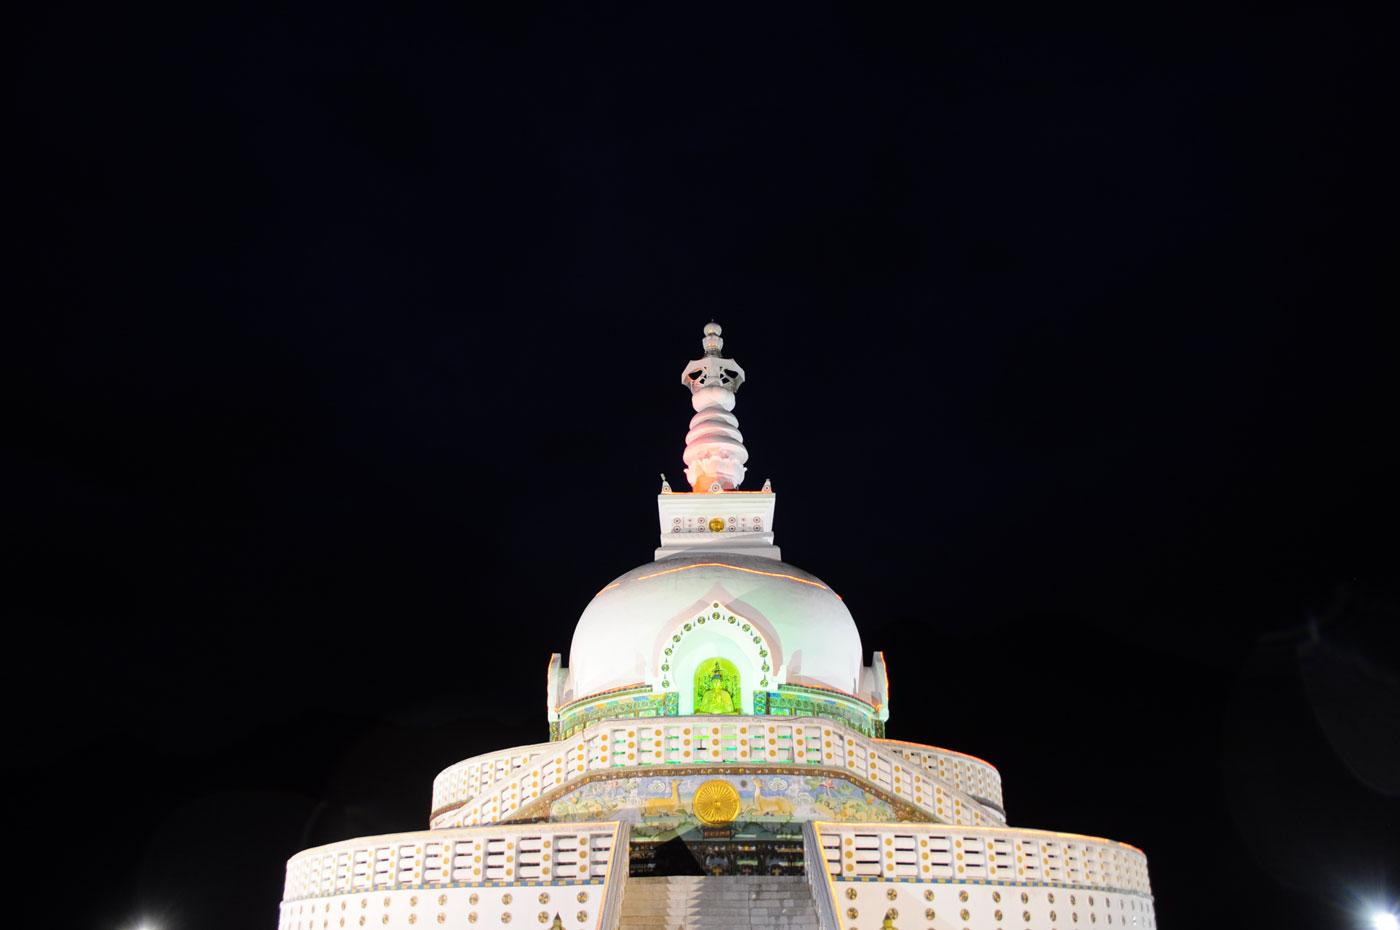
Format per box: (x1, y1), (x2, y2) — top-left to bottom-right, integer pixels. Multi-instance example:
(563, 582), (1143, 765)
(628, 561), (831, 590)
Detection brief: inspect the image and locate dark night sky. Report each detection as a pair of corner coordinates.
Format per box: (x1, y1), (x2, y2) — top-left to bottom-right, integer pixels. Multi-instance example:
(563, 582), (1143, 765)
(9, 2), (1399, 929)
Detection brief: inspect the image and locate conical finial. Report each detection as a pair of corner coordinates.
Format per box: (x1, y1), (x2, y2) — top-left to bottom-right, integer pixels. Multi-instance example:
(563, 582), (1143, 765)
(702, 321), (724, 355)
(680, 322), (748, 491)
(659, 474), (672, 494)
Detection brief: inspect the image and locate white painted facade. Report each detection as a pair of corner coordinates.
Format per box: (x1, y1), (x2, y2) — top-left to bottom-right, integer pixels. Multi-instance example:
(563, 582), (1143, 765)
(275, 325), (1155, 930)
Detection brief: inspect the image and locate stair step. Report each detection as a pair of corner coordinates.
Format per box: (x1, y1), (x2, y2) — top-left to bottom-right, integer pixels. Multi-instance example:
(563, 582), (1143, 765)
(619, 876), (821, 930)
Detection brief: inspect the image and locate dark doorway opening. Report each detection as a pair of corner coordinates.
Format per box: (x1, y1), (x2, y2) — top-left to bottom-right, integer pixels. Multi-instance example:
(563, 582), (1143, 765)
(628, 824), (806, 877)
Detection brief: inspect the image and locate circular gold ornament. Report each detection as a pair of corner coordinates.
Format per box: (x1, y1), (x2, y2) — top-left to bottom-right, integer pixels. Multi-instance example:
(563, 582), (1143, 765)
(692, 779), (742, 824)
(707, 517), (725, 532)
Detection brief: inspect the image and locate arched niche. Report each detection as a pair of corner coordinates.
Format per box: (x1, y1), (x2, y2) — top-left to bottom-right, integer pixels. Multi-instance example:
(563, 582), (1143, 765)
(653, 602), (780, 715)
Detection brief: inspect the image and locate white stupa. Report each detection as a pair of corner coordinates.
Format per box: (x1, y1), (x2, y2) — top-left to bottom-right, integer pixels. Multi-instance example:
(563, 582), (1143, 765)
(277, 324), (1156, 930)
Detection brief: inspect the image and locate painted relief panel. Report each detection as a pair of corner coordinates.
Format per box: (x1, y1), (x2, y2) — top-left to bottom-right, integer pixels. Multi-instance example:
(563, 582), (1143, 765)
(549, 773), (896, 840)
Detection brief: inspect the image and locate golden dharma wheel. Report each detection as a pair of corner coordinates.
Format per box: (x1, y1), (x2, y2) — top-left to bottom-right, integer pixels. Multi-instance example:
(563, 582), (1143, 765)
(691, 779), (741, 825)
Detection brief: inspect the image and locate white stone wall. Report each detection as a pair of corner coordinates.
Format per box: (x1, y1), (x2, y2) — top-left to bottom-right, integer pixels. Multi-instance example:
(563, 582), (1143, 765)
(810, 822), (1154, 930)
(877, 741), (1005, 814)
(278, 823), (627, 930)
(430, 743), (553, 813)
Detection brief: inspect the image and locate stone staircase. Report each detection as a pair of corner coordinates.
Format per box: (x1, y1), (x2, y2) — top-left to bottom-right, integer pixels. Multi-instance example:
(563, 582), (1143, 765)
(619, 876), (823, 930)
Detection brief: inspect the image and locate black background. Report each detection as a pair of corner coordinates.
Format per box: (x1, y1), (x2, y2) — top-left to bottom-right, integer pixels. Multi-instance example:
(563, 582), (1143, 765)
(9, 2), (1399, 929)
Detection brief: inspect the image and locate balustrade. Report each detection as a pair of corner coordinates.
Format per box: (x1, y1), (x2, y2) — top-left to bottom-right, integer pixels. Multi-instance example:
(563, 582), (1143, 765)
(430, 716), (1004, 829)
(284, 823), (621, 900)
(811, 821), (1151, 895)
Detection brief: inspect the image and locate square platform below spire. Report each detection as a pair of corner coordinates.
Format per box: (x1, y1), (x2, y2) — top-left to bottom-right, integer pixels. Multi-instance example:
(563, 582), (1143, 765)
(655, 491), (781, 561)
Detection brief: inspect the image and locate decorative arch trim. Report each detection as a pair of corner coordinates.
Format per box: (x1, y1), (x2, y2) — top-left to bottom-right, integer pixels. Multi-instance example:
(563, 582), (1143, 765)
(651, 601), (783, 694)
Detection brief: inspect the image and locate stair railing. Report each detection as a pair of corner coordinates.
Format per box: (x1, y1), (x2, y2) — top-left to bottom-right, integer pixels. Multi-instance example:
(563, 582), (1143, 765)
(599, 821), (631, 930)
(802, 821), (841, 930)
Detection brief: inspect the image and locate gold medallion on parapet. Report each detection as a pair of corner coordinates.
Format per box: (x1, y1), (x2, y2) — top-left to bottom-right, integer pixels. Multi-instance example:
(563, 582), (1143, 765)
(692, 779), (741, 825)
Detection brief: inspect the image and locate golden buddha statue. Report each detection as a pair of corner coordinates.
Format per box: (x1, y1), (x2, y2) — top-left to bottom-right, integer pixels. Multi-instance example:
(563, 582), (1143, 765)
(695, 661), (737, 714)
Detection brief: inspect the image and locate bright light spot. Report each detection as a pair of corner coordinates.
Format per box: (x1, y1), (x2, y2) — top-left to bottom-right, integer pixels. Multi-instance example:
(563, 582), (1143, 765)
(1372, 912), (1400, 930)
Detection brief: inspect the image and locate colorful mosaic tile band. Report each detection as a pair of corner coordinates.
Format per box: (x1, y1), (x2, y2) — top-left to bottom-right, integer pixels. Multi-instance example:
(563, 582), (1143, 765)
(756, 687), (884, 738)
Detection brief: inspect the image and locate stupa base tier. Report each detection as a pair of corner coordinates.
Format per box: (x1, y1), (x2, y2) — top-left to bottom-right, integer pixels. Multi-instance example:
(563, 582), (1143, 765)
(278, 822), (631, 930)
(430, 718), (1005, 830)
(818, 879), (1156, 930)
(807, 821), (1154, 928)
(277, 821), (1153, 930)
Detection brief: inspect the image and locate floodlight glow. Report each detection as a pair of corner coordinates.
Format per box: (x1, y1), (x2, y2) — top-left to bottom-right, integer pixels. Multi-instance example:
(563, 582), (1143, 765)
(1372, 912), (1399, 930)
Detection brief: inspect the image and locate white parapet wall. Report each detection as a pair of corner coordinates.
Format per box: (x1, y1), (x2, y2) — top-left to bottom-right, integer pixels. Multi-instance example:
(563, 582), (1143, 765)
(277, 821), (629, 930)
(430, 716), (1006, 829)
(874, 739), (1004, 815)
(807, 821), (1155, 930)
(429, 741), (555, 813)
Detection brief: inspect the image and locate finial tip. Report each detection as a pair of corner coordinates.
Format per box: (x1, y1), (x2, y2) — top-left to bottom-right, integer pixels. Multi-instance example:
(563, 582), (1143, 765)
(700, 322), (725, 356)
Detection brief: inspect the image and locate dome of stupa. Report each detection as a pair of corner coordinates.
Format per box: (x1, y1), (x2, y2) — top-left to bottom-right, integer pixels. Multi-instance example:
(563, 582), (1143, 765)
(566, 552), (863, 706)
(541, 323), (890, 734)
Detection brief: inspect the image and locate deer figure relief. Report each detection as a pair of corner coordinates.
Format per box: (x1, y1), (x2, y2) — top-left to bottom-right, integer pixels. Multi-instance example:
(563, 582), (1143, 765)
(751, 780), (793, 817)
(642, 780), (682, 817)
